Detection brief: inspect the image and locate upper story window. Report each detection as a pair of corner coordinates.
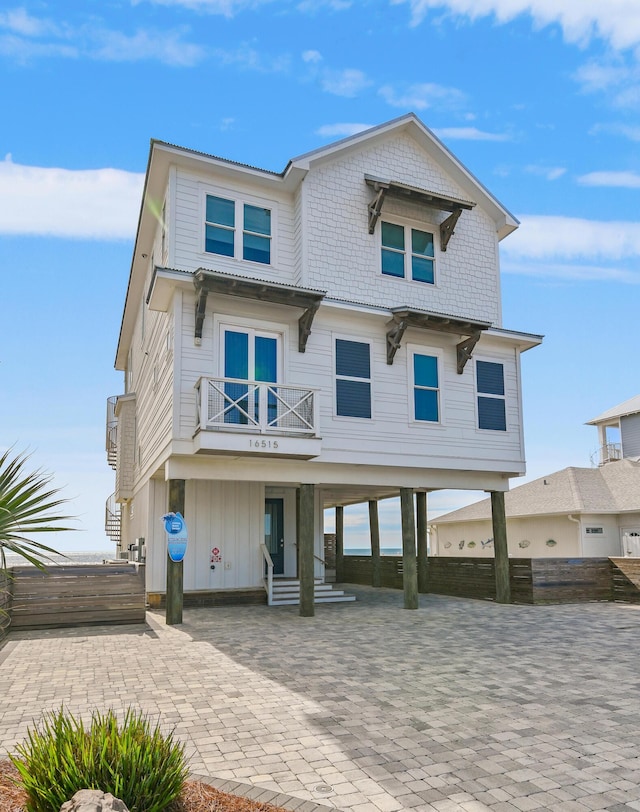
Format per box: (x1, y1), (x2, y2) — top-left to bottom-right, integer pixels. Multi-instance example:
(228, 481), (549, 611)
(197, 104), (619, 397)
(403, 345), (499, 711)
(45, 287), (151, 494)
(412, 352), (440, 422)
(335, 338), (371, 419)
(476, 360), (506, 431)
(205, 194), (271, 265)
(381, 220), (435, 285)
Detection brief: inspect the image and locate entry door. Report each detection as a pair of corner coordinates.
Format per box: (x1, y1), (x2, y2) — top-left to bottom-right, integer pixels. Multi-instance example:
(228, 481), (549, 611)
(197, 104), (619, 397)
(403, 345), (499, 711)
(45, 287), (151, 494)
(622, 529), (640, 557)
(265, 498), (285, 575)
(222, 328), (279, 425)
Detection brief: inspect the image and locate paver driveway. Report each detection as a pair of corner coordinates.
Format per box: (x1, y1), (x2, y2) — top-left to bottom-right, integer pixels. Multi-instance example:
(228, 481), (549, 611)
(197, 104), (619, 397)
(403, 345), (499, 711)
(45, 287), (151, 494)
(2, 586), (640, 812)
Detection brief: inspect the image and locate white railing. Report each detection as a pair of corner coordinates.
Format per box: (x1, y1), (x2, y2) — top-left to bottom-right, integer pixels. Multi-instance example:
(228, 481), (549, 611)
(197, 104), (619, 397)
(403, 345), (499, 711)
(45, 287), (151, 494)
(195, 377), (319, 436)
(260, 543), (274, 606)
(591, 442), (622, 467)
(106, 396), (118, 469)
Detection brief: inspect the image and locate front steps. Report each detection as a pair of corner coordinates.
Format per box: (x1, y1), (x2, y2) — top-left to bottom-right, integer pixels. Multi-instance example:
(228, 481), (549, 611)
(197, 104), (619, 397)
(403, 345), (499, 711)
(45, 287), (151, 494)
(269, 578), (356, 606)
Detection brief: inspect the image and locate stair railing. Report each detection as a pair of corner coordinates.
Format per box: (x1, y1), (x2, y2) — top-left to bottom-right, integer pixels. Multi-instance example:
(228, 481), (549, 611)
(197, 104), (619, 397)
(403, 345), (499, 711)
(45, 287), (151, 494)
(260, 543), (274, 606)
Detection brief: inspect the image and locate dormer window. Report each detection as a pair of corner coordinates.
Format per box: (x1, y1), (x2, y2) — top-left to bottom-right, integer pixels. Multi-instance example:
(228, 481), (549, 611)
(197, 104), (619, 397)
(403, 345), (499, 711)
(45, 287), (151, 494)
(205, 194), (272, 265)
(381, 220), (435, 285)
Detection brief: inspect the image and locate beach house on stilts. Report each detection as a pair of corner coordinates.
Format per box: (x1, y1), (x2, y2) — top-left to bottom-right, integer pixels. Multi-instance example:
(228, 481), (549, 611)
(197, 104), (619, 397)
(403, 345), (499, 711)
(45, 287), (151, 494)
(105, 114), (542, 614)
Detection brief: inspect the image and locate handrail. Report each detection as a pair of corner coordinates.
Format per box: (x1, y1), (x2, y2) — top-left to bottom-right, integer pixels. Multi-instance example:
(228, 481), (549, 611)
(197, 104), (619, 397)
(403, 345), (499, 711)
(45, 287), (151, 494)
(293, 542), (327, 567)
(260, 543), (274, 606)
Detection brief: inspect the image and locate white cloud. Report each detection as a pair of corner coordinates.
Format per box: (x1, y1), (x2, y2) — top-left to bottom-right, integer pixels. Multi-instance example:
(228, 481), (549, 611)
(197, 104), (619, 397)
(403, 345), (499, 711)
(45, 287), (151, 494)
(392, 0), (640, 51)
(525, 165), (567, 180)
(214, 43), (290, 72)
(502, 259), (640, 284)
(0, 157), (144, 239)
(0, 8), (204, 66)
(591, 123), (640, 142)
(503, 215), (640, 263)
(379, 81), (465, 110)
(578, 171), (640, 188)
(321, 68), (372, 97)
(574, 59), (640, 108)
(302, 49), (322, 63)
(433, 126), (509, 141)
(316, 122), (373, 137)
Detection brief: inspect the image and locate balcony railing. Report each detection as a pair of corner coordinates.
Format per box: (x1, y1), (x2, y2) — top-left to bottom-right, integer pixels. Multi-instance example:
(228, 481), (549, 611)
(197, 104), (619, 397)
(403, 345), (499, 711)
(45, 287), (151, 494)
(195, 377), (319, 436)
(106, 396), (118, 470)
(591, 442), (622, 467)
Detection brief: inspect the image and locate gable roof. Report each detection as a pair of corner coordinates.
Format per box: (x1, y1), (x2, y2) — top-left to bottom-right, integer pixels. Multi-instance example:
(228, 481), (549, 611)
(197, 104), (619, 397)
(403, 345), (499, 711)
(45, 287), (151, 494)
(586, 395), (640, 426)
(287, 113), (518, 241)
(432, 459), (640, 524)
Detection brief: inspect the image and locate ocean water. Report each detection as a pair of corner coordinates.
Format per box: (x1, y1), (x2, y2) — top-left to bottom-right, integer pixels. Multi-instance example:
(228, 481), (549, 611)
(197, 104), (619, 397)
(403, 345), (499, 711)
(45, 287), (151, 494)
(2, 551), (116, 567)
(345, 547), (402, 556)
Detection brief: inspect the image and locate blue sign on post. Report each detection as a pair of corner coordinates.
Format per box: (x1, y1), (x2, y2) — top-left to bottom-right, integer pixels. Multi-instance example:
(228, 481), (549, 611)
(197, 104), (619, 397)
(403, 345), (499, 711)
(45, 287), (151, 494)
(162, 512), (188, 563)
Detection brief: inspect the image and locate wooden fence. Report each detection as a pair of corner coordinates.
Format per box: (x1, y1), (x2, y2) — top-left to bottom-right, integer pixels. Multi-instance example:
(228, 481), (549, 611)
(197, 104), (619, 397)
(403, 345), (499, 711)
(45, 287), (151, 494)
(342, 555), (640, 604)
(0, 569), (12, 643)
(8, 564), (146, 630)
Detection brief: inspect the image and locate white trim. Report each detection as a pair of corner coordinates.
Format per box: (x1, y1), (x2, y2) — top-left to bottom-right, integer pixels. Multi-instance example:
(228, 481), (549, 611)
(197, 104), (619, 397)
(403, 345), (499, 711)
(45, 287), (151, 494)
(474, 355), (507, 433)
(378, 212), (439, 288)
(199, 183), (278, 269)
(406, 343), (445, 427)
(332, 332), (374, 422)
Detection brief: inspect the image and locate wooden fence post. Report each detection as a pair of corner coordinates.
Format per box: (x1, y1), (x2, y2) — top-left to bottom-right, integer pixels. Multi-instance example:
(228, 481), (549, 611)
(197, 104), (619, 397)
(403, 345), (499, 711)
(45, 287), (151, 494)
(416, 491), (428, 594)
(166, 479), (185, 625)
(400, 488), (418, 609)
(491, 490), (511, 604)
(369, 500), (381, 587)
(299, 484), (315, 617)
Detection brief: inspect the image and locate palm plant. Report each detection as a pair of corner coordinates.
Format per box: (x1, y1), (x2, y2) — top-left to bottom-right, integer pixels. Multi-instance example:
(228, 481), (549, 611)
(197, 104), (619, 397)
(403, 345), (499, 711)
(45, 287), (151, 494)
(0, 447), (75, 571)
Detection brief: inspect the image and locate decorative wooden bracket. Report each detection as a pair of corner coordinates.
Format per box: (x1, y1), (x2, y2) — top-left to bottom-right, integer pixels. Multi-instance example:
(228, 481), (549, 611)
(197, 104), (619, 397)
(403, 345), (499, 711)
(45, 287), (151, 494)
(386, 317), (408, 365)
(194, 285), (208, 345)
(440, 208), (462, 252)
(456, 331), (481, 374)
(298, 301), (321, 353)
(368, 182), (389, 234)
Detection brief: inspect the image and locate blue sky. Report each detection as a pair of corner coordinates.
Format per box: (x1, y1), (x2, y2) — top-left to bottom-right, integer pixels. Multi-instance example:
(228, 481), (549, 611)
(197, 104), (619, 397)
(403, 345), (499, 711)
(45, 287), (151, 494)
(1, 0), (639, 552)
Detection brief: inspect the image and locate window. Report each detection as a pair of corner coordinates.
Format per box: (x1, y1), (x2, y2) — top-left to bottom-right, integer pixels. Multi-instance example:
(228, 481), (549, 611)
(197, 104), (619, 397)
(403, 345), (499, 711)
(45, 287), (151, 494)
(413, 353), (439, 422)
(585, 527), (604, 535)
(476, 360), (506, 431)
(381, 221), (435, 284)
(205, 194), (271, 264)
(335, 339), (371, 418)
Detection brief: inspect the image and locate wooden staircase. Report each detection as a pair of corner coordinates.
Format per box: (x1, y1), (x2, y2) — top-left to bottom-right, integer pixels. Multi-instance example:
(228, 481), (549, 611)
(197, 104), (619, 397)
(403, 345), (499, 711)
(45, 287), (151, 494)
(269, 578), (355, 606)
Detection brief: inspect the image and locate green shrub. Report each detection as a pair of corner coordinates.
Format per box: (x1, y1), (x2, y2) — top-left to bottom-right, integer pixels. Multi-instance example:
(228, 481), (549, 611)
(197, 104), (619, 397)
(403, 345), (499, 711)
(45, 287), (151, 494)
(10, 708), (188, 812)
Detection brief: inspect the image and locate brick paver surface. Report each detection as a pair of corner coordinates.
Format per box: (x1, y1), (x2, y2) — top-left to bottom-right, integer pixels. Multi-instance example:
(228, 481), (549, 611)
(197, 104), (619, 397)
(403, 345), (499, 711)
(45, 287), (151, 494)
(2, 587), (640, 811)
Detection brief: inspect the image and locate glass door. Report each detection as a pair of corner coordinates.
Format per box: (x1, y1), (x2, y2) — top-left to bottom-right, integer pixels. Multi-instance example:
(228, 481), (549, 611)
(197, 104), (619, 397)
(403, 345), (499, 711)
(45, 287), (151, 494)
(265, 498), (284, 575)
(222, 327), (279, 425)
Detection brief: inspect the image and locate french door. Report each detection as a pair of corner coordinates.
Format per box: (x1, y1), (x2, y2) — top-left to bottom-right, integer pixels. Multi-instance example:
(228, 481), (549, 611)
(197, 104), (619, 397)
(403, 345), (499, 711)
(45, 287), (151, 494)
(222, 327), (280, 425)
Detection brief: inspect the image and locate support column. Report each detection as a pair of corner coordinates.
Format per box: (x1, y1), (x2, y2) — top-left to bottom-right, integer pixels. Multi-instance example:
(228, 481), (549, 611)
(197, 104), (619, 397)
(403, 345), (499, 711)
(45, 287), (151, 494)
(400, 488), (418, 610)
(299, 484), (315, 617)
(416, 491), (429, 594)
(491, 491), (511, 604)
(166, 479), (185, 626)
(369, 500), (381, 587)
(335, 505), (344, 583)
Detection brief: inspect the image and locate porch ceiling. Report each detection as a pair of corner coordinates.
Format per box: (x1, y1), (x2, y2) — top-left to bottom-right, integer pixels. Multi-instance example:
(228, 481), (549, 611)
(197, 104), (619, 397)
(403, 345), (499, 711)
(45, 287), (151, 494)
(321, 484), (429, 508)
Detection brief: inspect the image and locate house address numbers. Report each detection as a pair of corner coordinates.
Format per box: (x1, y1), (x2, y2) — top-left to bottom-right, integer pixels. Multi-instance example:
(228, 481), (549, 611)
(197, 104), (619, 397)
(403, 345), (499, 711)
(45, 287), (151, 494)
(249, 439), (279, 449)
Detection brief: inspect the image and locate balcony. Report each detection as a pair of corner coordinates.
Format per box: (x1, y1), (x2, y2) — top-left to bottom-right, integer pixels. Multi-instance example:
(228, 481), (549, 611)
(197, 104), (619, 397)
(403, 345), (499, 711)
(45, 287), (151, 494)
(591, 442), (622, 467)
(194, 377), (322, 459)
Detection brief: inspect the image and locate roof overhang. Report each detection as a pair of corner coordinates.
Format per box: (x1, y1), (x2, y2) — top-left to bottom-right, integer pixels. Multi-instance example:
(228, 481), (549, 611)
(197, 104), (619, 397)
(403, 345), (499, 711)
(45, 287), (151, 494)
(193, 269), (326, 352)
(386, 307), (491, 372)
(365, 174), (475, 250)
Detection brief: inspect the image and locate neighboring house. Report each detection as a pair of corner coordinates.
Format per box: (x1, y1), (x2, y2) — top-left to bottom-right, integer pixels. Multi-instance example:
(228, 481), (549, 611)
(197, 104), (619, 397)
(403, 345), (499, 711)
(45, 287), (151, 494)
(105, 113), (542, 610)
(431, 395), (640, 558)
